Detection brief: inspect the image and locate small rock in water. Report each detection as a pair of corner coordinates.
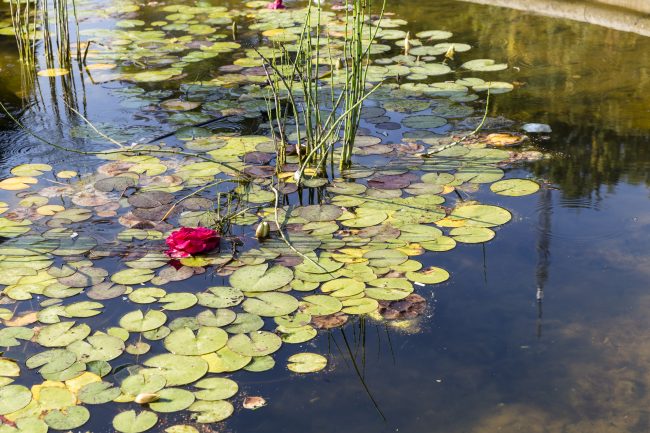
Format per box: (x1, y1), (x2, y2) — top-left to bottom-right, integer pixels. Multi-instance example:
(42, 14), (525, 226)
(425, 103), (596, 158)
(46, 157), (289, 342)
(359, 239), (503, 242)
(522, 123), (552, 133)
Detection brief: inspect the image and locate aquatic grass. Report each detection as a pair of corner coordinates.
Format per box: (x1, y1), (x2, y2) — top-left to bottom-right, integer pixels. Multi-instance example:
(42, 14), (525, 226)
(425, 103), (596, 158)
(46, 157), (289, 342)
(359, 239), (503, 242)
(258, 0), (385, 179)
(341, 0), (386, 169)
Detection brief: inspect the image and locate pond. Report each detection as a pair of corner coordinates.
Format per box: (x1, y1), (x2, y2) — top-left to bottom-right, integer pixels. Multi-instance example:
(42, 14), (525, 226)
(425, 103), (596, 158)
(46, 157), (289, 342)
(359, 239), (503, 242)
(0, 0), (648, 432)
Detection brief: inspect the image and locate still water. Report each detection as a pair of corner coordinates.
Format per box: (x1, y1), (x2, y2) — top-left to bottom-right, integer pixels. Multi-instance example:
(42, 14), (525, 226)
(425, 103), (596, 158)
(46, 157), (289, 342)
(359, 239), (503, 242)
(0, 0), (649, 432)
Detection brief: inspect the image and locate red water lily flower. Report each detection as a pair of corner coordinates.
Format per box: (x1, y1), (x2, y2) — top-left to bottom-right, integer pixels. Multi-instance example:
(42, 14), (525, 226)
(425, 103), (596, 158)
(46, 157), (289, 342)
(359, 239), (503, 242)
(267, 0), (285, 9)
(165, 227), (220, 258)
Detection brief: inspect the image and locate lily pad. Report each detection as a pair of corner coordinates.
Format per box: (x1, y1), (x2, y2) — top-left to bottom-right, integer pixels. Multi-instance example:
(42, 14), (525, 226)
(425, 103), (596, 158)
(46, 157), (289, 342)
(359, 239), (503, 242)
(242, 293), (299, 317)
(164, 327), (228, 355)
(143, 354), (208, 386)
(230, 264), (293, 292)
(44, 406), (90, 430)
(287, 353), (327, 373)
(119, 310), (167, 332)
(0, 385), (32, 414)
(112, 410), (158, 433)
(490, 179), (540, 196)
(227, 331), (282, 357)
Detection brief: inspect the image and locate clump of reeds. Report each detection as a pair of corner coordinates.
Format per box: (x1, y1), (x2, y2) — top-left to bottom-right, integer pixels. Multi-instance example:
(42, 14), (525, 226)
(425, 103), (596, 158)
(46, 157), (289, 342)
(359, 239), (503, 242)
(258, 0), (385, 178)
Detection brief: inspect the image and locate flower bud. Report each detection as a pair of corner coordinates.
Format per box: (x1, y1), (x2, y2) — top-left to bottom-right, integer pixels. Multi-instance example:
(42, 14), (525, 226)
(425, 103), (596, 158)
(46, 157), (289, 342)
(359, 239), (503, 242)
(135, 393), (159, 404)
(255, 221), (270, 239)
(404, 32), (410, 56)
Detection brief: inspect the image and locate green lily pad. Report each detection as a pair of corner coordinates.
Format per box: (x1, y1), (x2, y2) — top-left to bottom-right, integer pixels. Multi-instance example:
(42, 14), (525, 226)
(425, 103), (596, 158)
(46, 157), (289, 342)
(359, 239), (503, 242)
(294, 205), (343, 222)
(230, 264), (293, 292)
(194, 377), (238, 400)
(26, 349), (76, 375)
(164, 327), (228, 355)
(490, 179), (540, 196)
(420, 236), (457, 251)
(242, 293), (299, 317)
(112, 410), (158, 433)
(44, 406), (90, 430)
(244, 355), (276, 371)
(462, 58), (507, 71)
(129, 287), (167, 303)
(299, 295), (343, 316)
(143, 354), (208, 386)
(224, 313), (264, 334)
(366, 278), (414, 300)
(287, 353), (327, 373)
(160, 292), (198, 311)
(189, 400), (234, 423)
(227, 331), (282, 357)
(201, 346), (251, 373)
(149, 388), (195, 413)
(78, 381), (121, 404)
(0, 385), (32, 414)
(340, 208), (388, 228)
(450, 204), (511, 227)
(0, 327), (34, 347)
(341, 297), (379, 314)
(121, 374), (167, 396)
(0, 417), (47, 433)
(197, 286), (244, 308)
(402, 114), (447, 129)
(119, 310), (167, 332)
(406, 266), (450, 284)
(36, 321), (91, 347)
(112, 268), (155, 285)
(450, 226), (496, 243)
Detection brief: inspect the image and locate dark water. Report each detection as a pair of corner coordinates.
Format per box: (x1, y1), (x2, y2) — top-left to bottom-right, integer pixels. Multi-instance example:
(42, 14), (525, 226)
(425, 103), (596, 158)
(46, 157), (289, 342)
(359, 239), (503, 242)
(0, 1), (649, 432)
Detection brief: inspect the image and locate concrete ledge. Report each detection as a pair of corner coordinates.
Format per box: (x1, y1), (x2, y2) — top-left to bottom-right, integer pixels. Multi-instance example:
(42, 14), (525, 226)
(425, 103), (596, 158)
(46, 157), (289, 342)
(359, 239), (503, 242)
(457, 0), (650, 36)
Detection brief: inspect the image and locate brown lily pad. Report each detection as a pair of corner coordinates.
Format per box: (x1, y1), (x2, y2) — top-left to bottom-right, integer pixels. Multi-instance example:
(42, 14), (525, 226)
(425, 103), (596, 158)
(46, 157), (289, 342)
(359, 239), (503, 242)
(311, 312), (349, 329)
(128, 191), (175, 209)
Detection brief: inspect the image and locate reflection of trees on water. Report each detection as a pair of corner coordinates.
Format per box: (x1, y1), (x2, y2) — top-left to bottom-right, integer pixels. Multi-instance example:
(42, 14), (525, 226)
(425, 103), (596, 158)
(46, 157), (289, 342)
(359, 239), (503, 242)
(535, 187), (552, 338)
(528, 123), (650, 199)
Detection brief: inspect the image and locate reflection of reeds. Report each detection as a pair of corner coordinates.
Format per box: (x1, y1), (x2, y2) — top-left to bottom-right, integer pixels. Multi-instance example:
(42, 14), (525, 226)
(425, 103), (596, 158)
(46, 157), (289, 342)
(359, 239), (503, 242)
(9, 0), (39, 97)
(8, 0), (80, 105)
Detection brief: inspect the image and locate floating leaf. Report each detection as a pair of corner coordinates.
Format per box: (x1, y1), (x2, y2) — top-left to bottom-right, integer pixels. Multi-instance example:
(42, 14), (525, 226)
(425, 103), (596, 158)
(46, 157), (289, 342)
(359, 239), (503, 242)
(112, 268), (155, 285)
(230, 264), (293, 292)
(78, 381), (121, 404)
(490, 179), (540, 196)
(36, 321), (91, 347)
(38, 68), (69, 77)
(450, 204), (511, 227)
(242, 293), (299, 317)
(44, 406), (90, 430)
(112, 410), (158, 433)
(119, 310), (167, 333)
(194, 377), (238, 400)
(450, 226), (496, 243)
(287, 353), (327, 373)
(11, 164), (52, 176)
(299, 295), (343, 316)
(189, 400), (234, 423)
(164, 327), (228, 355)
(0, 385), (31, 414)
(143, 354), (208, 386)
(406, 266), (450, 284)
(227, 331), (282, 357)
(462, 59), (507, 71)
(149, 388), (195, 413)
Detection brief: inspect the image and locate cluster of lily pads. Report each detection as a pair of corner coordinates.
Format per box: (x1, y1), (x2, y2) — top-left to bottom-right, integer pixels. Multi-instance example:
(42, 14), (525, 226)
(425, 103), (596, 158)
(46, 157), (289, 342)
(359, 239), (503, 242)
(0, 1), (543, 432)
(0, 131), (538, 432)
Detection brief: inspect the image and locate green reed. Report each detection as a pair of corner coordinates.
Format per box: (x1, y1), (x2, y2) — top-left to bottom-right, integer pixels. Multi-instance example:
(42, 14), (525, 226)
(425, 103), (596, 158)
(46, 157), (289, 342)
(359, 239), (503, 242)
(258, 0), (385, 179)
